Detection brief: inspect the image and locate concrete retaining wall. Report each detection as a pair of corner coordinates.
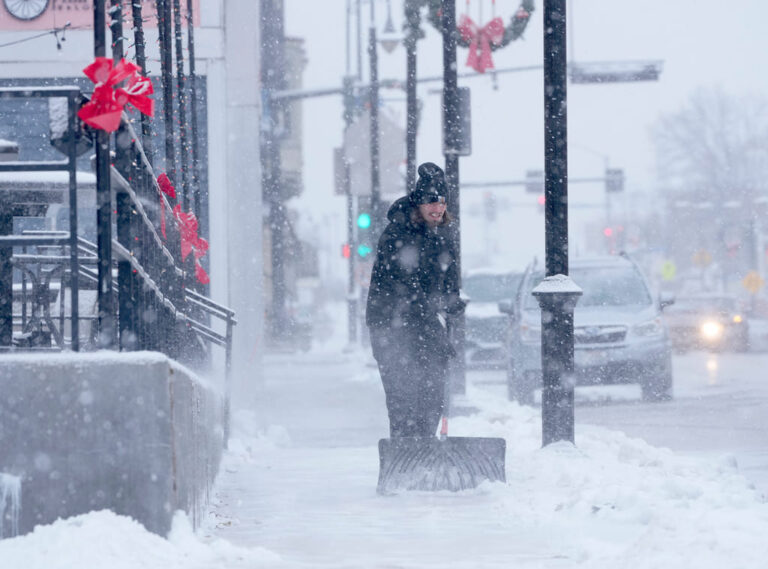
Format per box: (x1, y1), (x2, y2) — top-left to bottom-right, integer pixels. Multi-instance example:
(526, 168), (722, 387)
(0, 351), (224, 537)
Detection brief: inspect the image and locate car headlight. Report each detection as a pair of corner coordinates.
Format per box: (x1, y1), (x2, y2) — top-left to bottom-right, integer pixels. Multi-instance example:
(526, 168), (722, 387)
(520, 322), (541, 344)
(633, 317), (664, 337)
(700, 320), (724, 340)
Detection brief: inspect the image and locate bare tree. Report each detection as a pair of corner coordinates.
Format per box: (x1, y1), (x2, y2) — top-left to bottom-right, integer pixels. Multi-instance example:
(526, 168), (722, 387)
(651, 87), (768, 290)
(653, 87), (768, 200)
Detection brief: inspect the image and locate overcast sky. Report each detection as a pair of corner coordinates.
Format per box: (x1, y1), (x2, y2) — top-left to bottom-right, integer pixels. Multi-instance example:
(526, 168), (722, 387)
(284, 0), (768, 274)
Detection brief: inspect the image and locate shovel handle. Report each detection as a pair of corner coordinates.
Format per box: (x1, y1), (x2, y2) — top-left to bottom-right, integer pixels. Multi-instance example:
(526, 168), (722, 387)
(440, 416), (448, 438)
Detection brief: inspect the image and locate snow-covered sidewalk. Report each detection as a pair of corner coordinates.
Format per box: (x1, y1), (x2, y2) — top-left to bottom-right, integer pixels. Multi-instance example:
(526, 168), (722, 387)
(2, 347), (768, 568)
(200, 349), (768, 568)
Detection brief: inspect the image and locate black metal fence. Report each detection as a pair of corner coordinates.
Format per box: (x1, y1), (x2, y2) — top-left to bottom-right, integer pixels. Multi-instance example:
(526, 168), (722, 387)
(0, 86), (234, 385)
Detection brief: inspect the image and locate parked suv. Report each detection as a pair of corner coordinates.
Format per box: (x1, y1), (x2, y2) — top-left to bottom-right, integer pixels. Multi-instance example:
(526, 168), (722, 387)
(463, 268), (522, 369)
(500, 255), (674, 404)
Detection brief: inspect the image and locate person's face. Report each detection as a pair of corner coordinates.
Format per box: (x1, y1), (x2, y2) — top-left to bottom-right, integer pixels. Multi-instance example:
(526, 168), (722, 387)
(418, 200), (447, 227)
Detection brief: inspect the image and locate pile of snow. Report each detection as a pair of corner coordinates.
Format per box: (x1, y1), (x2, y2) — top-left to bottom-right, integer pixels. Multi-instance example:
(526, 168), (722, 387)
(0, 511), (281, 569)
(449, 386), (768, 568)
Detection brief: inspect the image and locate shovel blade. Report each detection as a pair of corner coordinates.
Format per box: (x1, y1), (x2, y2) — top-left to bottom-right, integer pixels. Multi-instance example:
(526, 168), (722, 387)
(377, 436), (506, 494)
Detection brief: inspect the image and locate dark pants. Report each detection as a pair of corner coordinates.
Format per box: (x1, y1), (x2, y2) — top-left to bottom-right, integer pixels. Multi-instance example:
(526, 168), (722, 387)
(371, 329), (448, 438)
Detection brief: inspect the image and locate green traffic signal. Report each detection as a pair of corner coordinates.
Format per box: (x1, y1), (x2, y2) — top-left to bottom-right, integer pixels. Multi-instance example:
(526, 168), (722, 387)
(357, 244), (373, 258)
(357, 212), (371, 229)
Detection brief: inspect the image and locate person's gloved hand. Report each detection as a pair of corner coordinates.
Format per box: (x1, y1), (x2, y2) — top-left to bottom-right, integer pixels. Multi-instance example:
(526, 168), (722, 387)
(446, 297), (467, 316)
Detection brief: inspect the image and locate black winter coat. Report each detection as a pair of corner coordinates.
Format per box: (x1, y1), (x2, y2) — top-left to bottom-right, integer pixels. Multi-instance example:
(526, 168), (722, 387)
(365, 196), (462, 358)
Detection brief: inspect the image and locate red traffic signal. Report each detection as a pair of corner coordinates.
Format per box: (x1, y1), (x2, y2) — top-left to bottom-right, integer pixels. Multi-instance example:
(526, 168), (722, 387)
(341, 243), (351, 258)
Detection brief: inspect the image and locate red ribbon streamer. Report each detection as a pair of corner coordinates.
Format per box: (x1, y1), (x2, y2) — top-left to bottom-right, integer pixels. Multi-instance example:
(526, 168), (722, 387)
(457, 15), (505, 73)
(173, 204), (210, 284)
(157, 173), (176, 240)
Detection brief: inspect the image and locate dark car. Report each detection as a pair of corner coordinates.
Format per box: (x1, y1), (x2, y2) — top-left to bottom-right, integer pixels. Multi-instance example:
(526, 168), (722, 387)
(500, 255), (674, 405)
(663, 295), (749, 352)
(463, 269), (522, 369)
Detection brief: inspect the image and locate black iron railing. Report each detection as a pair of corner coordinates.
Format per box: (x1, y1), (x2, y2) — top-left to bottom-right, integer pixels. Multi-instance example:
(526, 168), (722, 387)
(0, 86), (235, 391)
(0, 86), (81, 350)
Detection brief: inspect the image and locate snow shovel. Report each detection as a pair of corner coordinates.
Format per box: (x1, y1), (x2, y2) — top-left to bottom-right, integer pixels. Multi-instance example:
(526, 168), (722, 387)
(377, 415), (506, 494)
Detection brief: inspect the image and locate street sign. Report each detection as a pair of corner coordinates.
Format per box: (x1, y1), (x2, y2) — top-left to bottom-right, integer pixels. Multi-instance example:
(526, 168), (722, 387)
(742, 271), (765, 294)
(338, 107), (405, 198)
(661, 260), (677, 281)
(692, 249), (712, 268)
(570, 61), (663, 84)
(442, 87), (472, 156)
(525, 169), (544, 193)
(604, 168), (624, 193)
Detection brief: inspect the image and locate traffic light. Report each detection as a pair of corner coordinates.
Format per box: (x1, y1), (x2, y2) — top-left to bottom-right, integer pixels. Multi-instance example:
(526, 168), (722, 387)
(341, 243), (351, 258)
(605, 168), (624, 193)
(356, 210), (374, 259)
(525, 169), (544, 193)
(536, 194), (545, 214)
(483, 191), (497, 221)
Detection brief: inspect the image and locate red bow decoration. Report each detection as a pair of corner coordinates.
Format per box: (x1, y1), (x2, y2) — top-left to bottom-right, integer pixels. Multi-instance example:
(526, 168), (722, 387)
(173, 204), (210, 285)
(457, 15), (505, 73)
(157, 173), (176, 240)
(78, 57), (155, 132)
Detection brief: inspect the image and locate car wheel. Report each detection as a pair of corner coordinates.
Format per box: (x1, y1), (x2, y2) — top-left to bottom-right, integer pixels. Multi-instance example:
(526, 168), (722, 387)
(640, 359), (673, 402)
(508, 369), (537, 406)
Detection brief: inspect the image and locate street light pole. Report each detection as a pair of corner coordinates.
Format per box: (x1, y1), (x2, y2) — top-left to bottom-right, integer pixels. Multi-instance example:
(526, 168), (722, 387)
(535, 0), (581, 446)
(344, 0), (358, 345)
(368, 1), (382, 237)
(441, 0), (467, 396)
(404, 0), (420, 191)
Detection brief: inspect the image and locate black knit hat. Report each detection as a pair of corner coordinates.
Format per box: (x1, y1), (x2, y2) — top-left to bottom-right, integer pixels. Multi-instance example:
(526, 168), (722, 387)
(410, 162), (447, 205)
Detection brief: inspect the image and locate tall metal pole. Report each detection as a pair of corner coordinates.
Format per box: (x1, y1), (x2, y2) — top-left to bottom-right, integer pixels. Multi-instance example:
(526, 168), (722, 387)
(66, 91), (80, 351)
(261, 0), (288, 343)
(344, 0), (358, 344)
(368, 2), (381, 235)
(111, 0), (134, 351)
(187, 0), (203, 225)
(537, 0), (580, 446)
(404, 0), (419, 191)
(131, 0), (154, 165)
(94, 0), (115, 347)
(442, 0), (466, 395)
(173, 0), (190, 210)
(158, 0), (176, 185)
(356, 0), (363, 80)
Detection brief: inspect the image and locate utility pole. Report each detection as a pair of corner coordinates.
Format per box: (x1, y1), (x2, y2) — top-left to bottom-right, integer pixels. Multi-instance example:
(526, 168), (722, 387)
(441, 0), (467, 396)
(404, 0), (419, 190)
(344, 0), (358, 344)
(261, 0), (289, 344)
(368, 1), (382, 238)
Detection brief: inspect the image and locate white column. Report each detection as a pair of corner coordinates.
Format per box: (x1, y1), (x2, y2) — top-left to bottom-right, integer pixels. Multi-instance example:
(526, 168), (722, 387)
(216, 0), (264, 406)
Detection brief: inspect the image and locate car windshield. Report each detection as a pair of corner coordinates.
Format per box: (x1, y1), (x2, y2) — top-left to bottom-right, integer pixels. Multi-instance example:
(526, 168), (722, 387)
(524, 266), (652, 309)
(463, 272), (521, 303)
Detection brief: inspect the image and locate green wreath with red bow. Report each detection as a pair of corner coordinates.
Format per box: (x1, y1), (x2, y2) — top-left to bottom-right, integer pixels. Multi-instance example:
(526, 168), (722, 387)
(420, 0), (535, 73)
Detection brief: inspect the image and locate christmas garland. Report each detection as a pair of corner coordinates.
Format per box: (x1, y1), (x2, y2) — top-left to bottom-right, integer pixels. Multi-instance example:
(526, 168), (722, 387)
(422, 0), (535, 51)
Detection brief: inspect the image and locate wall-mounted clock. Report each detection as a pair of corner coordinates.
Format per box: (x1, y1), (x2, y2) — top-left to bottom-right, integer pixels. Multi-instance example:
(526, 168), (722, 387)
(4, 0), (49, 21)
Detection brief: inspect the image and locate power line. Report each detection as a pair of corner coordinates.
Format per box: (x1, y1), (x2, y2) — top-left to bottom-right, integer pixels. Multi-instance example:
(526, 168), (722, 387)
(0, 23), (76, 50)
